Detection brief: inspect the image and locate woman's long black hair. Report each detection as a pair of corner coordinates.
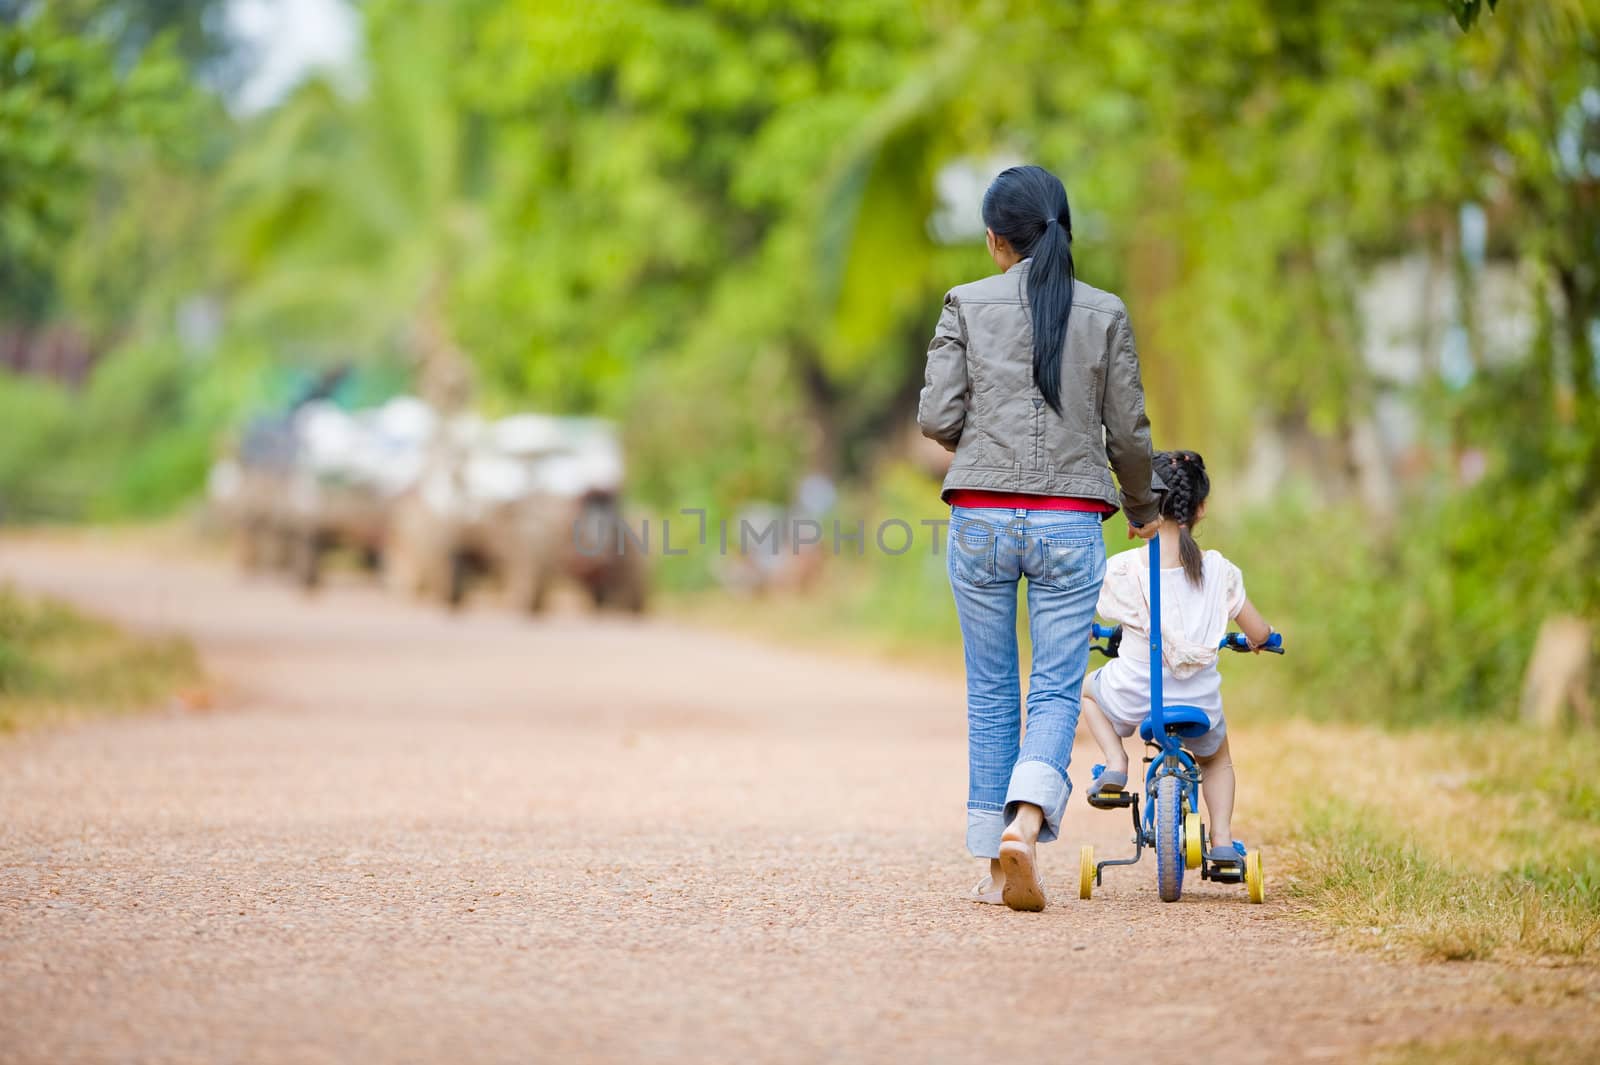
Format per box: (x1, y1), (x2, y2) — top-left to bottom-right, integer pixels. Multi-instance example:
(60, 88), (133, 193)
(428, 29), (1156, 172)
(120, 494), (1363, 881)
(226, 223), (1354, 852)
(981, 165), (1076, 414)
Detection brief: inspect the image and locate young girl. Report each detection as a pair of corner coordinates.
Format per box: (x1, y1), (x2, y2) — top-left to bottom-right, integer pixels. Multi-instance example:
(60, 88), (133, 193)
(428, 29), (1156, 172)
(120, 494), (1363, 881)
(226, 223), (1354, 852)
(1081, 450), (1273, 862)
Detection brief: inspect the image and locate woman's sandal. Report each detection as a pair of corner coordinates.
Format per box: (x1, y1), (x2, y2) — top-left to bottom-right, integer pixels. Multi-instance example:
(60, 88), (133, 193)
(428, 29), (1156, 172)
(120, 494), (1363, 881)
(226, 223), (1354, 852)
(1087, 764), (1128, 800)
(970, 876), (1004, 906)
(998, 839), (1047, 912)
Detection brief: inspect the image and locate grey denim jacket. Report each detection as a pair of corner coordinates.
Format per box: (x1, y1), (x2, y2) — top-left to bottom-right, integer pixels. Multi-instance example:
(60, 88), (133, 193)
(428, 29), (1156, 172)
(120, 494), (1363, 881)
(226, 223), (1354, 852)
(916, 259), (1162, 524)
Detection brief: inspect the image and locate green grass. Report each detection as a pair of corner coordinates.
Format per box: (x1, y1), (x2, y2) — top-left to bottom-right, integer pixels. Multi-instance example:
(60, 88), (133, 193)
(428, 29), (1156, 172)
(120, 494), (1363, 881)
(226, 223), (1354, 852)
(0, 583), (200, 732)
(1285, 798), (1600, 962)
(1233, 699), (1600, 965)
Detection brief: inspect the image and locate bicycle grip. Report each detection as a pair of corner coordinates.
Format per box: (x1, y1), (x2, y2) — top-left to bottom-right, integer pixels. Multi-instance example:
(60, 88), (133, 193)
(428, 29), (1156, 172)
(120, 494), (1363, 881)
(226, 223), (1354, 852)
(1220, 632), (1285, 654)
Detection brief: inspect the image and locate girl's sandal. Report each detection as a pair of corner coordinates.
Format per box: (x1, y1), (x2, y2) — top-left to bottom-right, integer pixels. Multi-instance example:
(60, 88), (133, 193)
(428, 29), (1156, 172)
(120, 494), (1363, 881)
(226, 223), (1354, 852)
(1206, 842), (1247, 865)
(1086, 764), (1128, 800)
(970, 876), (1004, 906)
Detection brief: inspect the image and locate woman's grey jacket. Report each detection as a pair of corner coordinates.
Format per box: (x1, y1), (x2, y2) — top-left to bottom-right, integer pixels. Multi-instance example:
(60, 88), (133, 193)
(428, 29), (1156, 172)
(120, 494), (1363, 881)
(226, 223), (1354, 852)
(916, 259), (1162, 524)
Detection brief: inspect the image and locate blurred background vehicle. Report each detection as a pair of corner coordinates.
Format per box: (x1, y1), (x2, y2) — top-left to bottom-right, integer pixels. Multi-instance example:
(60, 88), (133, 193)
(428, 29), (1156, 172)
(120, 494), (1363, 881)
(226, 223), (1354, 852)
(284, 395), (435, 588)
(386, 414), (647, 613)
(208, 373), (435, 588)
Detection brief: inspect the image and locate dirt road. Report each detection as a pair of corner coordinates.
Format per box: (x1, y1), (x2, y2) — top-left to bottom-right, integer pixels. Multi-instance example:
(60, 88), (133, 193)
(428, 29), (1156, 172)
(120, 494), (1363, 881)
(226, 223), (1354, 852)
(0, 537), (1584, 1064)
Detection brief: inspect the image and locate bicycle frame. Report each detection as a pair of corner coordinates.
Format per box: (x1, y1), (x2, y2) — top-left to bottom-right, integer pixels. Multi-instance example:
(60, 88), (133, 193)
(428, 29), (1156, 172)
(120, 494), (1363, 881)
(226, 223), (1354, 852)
(1143, 532), (1201, 830)
(1085, 532), (1201, 886)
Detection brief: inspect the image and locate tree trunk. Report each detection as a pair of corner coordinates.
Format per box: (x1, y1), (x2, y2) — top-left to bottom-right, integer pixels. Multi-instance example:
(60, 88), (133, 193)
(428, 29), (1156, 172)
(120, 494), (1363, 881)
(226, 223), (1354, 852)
(1557, 266), (1595, 409)
(414, 277), (474, 415)
(797, 350), (843, 480)
(1520, 615), (1595, 730)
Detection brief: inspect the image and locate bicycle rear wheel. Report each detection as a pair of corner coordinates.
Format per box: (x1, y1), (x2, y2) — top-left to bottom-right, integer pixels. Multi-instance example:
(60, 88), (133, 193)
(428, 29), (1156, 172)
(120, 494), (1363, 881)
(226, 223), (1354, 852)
(1155, 775), (1185, 902)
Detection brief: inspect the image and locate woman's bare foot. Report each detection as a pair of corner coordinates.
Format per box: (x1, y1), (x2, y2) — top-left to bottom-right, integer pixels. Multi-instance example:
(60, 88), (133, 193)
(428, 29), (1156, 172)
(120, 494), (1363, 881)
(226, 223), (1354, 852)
(998, 804), (1047, 912)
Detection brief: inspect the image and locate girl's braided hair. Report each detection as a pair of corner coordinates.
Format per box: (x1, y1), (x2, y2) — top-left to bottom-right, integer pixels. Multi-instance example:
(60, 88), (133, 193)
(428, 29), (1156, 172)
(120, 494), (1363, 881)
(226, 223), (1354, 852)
(1152, 449), (1210, 587)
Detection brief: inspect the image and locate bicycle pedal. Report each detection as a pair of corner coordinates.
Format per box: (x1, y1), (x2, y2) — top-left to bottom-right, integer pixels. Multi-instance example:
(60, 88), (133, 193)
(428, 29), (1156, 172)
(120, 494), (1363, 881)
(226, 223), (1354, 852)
(1087, 790), (1135, 809)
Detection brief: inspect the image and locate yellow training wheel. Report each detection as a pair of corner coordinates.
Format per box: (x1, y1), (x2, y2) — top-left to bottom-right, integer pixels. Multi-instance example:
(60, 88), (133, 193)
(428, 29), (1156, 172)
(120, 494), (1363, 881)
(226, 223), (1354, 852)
(1245, 849), (1265, 904)
(1184, 811), (1203, 869)
(1079, 844), (1096, 899)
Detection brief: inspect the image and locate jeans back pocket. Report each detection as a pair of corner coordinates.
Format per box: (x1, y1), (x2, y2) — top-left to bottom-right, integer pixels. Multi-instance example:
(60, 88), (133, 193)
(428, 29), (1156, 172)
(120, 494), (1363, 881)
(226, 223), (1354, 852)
(948, 517), (999, 586)
(1030, 534), (1104, 592)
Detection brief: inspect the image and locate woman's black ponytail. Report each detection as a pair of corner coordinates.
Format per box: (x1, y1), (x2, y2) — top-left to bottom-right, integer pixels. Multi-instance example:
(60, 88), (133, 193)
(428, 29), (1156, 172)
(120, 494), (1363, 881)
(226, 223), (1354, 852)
(1151, 450), (1211, 588)
(981, 165), (1076, 415)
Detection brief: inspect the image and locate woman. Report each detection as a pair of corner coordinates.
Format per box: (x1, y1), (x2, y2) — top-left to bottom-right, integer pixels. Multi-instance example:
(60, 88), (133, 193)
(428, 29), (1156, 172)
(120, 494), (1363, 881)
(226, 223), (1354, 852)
(917, 165), (1161, 912)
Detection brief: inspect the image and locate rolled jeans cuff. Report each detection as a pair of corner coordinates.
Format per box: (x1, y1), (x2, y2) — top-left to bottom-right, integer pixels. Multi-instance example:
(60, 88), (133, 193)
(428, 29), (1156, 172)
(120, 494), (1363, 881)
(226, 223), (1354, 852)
(966, 807), (1005, 859)
(1004, 759), (1071, 846)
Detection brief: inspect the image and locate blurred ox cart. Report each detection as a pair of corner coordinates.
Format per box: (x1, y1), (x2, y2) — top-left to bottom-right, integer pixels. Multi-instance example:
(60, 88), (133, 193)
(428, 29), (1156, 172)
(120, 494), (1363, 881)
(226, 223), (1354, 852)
(385, 414), (648, 614)
(210, 394), (434, 589)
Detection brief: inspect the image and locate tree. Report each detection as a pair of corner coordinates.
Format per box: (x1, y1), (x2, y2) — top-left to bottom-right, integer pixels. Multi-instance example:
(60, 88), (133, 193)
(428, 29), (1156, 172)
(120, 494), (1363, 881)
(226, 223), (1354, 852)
(211, 0), (490, 410)
(0, 7), (199, 324)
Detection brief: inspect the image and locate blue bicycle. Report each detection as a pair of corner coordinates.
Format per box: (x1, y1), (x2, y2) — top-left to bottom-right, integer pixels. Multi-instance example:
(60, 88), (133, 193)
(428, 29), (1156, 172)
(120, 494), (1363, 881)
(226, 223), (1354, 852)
(1078, 534), (1283, 904)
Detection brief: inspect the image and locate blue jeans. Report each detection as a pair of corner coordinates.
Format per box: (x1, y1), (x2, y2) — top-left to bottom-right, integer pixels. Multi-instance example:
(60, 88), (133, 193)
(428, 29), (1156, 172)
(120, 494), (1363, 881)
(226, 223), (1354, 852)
(948, 507), (1106, 859)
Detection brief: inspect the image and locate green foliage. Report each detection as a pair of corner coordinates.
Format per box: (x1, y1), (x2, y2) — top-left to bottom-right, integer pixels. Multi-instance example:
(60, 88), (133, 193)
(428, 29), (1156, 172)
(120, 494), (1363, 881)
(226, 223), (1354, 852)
(3, 0), (237, 72)
(210, 2), (494, 370)
(0, 372), (77, 519)
(455, 0), (973, 492)
(0, 341), (237, 520)
(1221, 371), (1600, 726)
(0, 5), (206, 321)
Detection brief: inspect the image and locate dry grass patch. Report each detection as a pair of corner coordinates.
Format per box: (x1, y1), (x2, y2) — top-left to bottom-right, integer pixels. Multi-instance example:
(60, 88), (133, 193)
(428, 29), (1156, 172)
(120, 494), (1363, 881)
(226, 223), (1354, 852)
(0, 583), (200, 732)
(1224, 675), (1600, 966)
(1376, 1034), (1600, 1065)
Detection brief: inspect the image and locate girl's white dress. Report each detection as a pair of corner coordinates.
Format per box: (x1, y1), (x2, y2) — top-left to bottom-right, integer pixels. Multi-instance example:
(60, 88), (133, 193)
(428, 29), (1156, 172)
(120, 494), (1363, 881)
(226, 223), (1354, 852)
(1088, 545), (1247, 738)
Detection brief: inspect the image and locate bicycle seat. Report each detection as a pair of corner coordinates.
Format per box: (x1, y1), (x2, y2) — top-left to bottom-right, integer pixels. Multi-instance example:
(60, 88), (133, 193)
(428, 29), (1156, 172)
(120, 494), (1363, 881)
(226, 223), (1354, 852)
(1139, 705), (1212, 742)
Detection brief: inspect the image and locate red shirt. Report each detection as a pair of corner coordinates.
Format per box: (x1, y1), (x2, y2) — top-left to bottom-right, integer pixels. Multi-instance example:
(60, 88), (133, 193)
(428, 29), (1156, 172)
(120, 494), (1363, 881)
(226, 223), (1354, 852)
(946, 490), (1114, 514)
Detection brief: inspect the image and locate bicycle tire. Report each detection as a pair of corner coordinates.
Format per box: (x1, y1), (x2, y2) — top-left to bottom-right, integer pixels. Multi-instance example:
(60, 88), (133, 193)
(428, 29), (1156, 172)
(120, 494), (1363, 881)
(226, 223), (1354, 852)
(1155, 774), (1185, 902)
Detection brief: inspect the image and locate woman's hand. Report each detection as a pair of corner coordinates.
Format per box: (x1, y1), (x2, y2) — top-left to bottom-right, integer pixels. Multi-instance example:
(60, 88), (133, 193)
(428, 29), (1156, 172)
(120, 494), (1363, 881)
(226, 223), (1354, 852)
(1127, 520), (1159, 541)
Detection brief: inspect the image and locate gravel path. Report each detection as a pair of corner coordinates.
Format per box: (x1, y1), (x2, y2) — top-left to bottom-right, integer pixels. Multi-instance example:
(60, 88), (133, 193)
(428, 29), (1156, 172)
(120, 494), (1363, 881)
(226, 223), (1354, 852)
(0, 536), (1592, 1064)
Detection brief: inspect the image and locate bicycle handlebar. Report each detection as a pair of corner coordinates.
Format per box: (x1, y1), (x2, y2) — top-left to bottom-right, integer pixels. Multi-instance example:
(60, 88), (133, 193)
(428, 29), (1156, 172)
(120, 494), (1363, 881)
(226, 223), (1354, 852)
(1090, 623), (1284, 655)
(1219, 631), (1284, 654)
